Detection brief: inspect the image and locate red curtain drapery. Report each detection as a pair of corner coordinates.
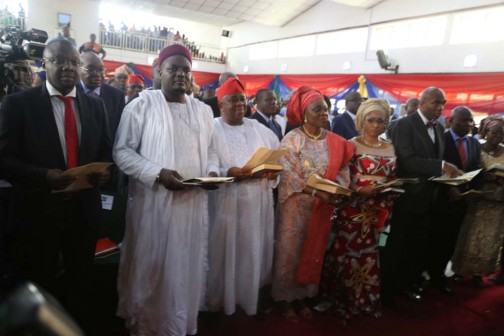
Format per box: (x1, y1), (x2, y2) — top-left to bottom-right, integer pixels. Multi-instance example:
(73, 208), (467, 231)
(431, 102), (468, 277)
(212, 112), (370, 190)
(366, 73), (504, 115)
(279, 74), (360, 97)
(235, 74), (275, 97)
(102, 60), (220, 87)
(101, 59), (504, 114)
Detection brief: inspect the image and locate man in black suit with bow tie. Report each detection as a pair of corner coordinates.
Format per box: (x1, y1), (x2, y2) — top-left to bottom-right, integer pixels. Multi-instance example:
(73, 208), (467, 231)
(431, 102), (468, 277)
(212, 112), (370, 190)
(381, 87), (462, 306)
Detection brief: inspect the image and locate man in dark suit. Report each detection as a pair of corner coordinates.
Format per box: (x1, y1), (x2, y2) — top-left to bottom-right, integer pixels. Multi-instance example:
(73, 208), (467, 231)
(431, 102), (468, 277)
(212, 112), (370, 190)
(251, 88), (283, 140)
(427, 106), (482, 291)
(330, 91), (362, 139)
(79, 52), (125, 141)
(0, 39), (111, 329)
(382, 87), (462, 306)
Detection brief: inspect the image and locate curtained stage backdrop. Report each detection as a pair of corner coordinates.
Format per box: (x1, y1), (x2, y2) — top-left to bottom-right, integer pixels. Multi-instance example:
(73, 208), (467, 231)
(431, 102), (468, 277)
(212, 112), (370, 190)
(103, 59), (504, 117)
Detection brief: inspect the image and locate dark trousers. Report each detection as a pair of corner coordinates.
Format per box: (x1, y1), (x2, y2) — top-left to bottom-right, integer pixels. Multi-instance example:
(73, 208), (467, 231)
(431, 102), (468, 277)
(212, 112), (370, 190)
(4, 192), (100, 330)
(381, 197), (434, 298)
(0, 187), (13, 297)
(427, 199), (467, 284)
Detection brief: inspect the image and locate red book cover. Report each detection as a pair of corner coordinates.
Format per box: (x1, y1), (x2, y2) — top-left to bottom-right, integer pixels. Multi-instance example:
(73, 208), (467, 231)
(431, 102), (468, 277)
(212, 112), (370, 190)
(95, 238), (120, 257)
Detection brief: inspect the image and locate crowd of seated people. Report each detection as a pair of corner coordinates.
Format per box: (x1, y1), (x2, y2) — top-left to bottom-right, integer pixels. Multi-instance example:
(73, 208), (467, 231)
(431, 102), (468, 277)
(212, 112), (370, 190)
(99, 22), (226, 63)
(0, 42), (503, 336)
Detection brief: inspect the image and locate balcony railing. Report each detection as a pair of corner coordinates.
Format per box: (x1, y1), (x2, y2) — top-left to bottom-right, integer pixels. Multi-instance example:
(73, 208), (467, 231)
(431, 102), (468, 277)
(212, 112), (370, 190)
(99, 30), (226, 64)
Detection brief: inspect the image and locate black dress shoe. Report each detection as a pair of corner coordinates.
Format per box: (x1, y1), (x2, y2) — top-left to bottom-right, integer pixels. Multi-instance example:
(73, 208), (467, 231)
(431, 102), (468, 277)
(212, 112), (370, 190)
(402, 289), (422, 303)
(411, 283), (425, 294)
(453, 274), (464, 284)
(435, 285), (454, 295)
(473, 276), (486, 288)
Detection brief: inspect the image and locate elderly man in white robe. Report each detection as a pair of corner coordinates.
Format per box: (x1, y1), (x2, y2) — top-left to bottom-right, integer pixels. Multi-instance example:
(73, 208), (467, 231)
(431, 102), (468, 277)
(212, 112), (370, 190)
(207, 78), (280, 316)
(113, 44), (219, 336)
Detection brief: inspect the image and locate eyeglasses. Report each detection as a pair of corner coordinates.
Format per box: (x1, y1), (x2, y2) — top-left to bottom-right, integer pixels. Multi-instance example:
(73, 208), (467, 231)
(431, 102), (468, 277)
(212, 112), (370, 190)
(81, 66), (105, 74)
(44, 58), (81, 67)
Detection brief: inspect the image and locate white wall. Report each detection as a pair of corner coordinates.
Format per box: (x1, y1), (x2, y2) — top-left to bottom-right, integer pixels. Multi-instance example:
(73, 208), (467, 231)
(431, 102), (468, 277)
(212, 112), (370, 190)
(106, 47), (226, 73)
(224, 0), (504, 74)
(27, 0), (100, 46)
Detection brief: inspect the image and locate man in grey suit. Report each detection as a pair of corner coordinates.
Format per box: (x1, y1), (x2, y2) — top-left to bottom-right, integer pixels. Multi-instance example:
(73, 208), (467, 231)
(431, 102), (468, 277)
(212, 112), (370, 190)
(381, 87), (462, 306)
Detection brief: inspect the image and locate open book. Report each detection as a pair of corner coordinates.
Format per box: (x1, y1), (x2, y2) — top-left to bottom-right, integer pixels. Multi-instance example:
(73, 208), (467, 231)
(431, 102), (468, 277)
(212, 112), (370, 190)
(487, 163), (504, 177)
(306, 174), (352, 197)
(240, 147), (287, 175)
(53, 162), (113, 193)
(430, 169), (482, 186)
(182, 177), (234, 186)
(375, 177), (419, 189)
(379, 187), (405, 194)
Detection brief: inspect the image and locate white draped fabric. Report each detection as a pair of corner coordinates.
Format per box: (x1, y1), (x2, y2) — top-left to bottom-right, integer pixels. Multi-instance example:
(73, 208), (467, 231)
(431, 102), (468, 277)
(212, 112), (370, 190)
(207, 118), (279, 315)
(113, 90), (218, 336)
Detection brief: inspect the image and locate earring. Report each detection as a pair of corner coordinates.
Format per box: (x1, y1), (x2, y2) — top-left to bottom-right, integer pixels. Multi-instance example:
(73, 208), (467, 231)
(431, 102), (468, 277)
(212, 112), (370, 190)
(304, 117), (308, 123)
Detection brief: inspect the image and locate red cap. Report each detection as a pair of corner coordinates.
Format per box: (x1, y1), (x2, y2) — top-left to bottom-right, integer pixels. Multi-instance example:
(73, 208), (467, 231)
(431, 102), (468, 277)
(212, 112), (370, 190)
(287, 86), (323, 125)
(158, 44), (192, 66)
(127, 74), (144, 85)
(217, 78), (245, 101)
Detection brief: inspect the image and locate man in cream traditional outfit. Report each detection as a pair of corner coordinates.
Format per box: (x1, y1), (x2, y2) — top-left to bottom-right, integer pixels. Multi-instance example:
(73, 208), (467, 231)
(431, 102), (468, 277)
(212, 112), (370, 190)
(113, 44), (218, 336)
(207, 78), (279, 316)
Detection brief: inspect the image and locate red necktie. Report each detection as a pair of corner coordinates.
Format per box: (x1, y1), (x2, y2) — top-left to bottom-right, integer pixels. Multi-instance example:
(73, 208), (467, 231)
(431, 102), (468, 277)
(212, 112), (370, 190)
(57, 96), (79, 168)
(457, 138), (467, 171)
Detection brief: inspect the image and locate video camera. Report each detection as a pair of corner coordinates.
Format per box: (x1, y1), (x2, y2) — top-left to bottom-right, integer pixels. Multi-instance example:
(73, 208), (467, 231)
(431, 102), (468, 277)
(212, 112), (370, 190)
(0, 26), (48, 62)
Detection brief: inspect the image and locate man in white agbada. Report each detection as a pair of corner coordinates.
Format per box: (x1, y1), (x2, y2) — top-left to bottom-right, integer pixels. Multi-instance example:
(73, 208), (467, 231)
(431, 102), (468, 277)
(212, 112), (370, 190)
(207, 78), (279, 315)
(113, 44), (218, 336)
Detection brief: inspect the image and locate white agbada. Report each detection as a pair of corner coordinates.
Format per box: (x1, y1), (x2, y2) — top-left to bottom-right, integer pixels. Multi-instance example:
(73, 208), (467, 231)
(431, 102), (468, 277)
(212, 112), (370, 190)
(207, 117), (279, 315)
(113, 90), (218, 336)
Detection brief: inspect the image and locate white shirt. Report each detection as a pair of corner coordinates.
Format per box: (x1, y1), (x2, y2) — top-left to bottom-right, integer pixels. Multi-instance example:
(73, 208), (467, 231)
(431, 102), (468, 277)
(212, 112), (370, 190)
(417, 109), (435, 143)
(46, 81), (81, 163)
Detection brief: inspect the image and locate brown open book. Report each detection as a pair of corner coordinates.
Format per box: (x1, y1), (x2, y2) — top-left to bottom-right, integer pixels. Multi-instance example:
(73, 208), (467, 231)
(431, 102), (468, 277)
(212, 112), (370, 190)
(306, 174), (352, 197)
(487, 164), (504, 177)
(240, 147), (287, 175)
(430, 169), (482, 186)
(53, 162), (113, 193)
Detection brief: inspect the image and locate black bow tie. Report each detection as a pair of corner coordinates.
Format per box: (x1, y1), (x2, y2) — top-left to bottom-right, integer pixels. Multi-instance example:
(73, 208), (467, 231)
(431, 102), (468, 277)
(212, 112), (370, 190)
(425, 120), (437, 129)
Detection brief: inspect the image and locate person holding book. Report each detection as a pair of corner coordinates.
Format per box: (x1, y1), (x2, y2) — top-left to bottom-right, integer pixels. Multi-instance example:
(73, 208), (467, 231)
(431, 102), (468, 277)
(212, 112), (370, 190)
(0, 38), (111, 331)
(321, 98), (397, 320)
(271, 86), (354, 322)
(113, 44), (219, 336)
(451, 116), (504, 287)
(381, 87), (462, 307)
(206, 78), (280, 316)
(427, 106), (482, 293)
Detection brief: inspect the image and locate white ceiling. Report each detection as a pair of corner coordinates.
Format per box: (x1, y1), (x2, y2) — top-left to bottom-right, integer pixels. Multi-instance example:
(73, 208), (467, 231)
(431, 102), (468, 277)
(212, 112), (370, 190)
(100, 0), (384, 27)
